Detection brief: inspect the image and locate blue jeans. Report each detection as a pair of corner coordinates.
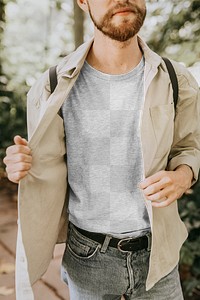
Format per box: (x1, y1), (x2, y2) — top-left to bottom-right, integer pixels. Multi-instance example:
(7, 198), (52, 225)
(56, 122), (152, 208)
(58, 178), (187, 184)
(61, 223), (183, 300)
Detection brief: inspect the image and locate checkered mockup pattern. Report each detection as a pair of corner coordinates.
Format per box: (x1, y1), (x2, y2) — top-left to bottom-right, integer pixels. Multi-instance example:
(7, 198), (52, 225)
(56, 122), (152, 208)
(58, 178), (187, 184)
(62, 58), (150, 238)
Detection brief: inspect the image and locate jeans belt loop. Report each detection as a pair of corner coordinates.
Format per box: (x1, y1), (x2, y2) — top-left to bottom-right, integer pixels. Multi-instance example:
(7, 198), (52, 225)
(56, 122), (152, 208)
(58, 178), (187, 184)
(100, 235), (112, 253)
(146, 232), (152, 252)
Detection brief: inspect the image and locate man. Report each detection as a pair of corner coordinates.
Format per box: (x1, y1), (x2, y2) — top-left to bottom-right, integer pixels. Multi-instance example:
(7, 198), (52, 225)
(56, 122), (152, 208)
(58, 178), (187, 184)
(3, 0), (200, 299)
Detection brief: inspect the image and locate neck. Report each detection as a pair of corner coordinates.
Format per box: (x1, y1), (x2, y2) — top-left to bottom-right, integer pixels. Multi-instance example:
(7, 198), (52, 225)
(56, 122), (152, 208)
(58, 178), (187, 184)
(86, 30), (143, 75)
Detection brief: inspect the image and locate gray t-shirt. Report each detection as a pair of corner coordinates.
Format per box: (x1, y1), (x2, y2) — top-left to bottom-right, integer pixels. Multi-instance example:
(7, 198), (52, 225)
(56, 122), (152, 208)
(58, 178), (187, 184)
(62, 57), (150, 238)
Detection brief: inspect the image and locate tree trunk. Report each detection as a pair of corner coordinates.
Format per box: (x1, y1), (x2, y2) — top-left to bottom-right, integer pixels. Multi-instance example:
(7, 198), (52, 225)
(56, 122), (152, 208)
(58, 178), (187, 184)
(0, 0), (6, 76)
(73, 0), (84, 48)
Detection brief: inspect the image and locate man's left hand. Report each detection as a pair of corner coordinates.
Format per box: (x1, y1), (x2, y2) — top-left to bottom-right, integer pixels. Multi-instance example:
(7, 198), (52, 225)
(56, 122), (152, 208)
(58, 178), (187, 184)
(139, 164), (193, 208)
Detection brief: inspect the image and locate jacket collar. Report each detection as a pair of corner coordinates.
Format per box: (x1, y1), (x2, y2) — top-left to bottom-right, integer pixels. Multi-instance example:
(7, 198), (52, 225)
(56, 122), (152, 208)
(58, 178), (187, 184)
(58, 36), (162, 78)
(58, 39), (94, 78)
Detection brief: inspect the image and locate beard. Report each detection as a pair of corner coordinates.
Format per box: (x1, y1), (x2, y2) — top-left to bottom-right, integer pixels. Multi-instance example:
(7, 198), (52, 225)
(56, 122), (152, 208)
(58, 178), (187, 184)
(88, 1), (146, 42)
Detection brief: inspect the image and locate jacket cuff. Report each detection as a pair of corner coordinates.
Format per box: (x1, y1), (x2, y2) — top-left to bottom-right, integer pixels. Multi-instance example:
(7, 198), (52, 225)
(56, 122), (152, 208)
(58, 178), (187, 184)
(167, 156), (199, 186)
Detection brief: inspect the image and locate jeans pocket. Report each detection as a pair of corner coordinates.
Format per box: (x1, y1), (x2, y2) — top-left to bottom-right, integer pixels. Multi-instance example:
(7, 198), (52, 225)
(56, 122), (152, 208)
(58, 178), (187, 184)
(67, 232), (100, 260)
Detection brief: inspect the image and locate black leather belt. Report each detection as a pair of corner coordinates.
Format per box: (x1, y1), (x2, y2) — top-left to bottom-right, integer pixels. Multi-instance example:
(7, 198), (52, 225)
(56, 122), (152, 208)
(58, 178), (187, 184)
(73, 224), (151, 253)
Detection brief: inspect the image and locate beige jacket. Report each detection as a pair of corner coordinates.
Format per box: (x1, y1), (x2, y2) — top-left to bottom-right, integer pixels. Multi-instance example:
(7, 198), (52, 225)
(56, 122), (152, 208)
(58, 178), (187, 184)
(16, 37), (200, 299)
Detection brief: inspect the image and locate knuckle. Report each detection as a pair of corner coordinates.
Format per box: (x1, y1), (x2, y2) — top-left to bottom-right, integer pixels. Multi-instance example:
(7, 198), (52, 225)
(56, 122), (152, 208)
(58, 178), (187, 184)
(7, 174), (12, 181)
(5, 166), (13, 174)
(19, 162), (26, 170)
(19, 162), (25, 169)
(7, 174), (15, 183)
(16, 145), (22, 152)
(18, 153), (25, 161)
(176, 191), (181, 199)
(160, 170), (166, 176)
(143, 188), (149, 195)
(25, 163), (31, 170)
(15, 172), (22, 181)
(170, 184), (176, 192)
(165, 199), (172, 206)
(164, 176), (172, 184)
(3, 156), (7, 165)
(27, 163), (32, 170)
(168, 177), (173, 184)
(15, 145), (23, 153)
(156, 193), (161, 200)
(149, 187), (155, 195)
(6, 146), (12, 155)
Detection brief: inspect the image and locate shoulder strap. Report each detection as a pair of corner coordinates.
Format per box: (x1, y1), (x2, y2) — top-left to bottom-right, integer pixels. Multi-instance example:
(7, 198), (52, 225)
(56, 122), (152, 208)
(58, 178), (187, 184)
(162, 57), (179, 109)
(49, 65), (63, 118)
(49, 65), (58, 94)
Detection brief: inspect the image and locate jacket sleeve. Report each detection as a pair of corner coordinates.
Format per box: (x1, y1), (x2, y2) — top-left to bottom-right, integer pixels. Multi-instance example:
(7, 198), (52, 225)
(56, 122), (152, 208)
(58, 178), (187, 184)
(167, 63), (200, 185)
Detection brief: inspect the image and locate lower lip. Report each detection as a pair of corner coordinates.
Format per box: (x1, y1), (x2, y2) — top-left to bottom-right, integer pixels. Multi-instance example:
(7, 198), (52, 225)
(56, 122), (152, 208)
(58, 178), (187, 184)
(115, 11), (132, 16)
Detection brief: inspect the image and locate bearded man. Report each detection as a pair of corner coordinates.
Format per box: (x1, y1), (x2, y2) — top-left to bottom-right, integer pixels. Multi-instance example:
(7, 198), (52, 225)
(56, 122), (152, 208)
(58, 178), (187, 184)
(3, 1), (200, 299)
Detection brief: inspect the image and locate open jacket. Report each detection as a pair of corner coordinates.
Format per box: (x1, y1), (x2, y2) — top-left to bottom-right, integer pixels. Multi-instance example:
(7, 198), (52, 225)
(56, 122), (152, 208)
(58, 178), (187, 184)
(16, 37), (200, 300)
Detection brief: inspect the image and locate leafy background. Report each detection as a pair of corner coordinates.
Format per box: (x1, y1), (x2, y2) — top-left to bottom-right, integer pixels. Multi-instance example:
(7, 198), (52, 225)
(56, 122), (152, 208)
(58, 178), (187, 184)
(0, 0), (199, 298)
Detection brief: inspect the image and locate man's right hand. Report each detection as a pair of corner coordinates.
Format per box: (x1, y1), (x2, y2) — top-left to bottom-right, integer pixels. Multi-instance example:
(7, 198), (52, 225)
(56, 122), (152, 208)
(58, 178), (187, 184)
(3, 135), (32, 184)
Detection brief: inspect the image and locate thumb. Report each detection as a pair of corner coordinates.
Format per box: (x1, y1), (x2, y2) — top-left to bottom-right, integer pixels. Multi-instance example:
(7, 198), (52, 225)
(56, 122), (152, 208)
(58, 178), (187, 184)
(14, 135), (28, 146)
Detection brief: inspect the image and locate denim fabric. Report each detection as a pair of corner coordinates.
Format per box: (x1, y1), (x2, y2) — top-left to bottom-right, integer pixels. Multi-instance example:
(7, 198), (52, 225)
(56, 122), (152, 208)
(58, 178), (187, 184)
(61, 224), (183, 300)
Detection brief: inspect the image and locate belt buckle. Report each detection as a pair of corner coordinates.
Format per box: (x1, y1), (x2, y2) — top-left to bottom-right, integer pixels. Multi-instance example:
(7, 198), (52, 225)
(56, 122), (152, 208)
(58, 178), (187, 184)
(117, 233), (151, 253)
(117, 237), (136, 253)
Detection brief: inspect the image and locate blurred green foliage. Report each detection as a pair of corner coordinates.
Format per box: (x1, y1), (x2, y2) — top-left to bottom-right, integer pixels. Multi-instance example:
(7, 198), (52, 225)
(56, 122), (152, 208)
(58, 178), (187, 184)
(179, 181), (200, 299)
(0, 0), (200, 298)
(0, 81), (27, 164)
(147, 0), (200, 66)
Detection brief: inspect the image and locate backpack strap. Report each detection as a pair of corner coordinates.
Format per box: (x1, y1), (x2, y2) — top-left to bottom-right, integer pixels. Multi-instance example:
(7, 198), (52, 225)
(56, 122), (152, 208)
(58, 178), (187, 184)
(49, 65), (58, 94)
(162, 57), (179, 109)
(49, 65), (63, 118)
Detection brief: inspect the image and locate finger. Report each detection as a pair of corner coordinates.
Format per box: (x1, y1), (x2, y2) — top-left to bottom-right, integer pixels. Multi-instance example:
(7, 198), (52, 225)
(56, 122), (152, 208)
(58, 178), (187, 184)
(6, 144), (31, 156)
(139, 171), (166, 189)
(6, 162), (32, 174)
(15, 153), (32, 164)
(4, 153), (32, 165)
(14, 135), (28, 146)
(145, 185), (173, 201)
(151, 196), (175, 208)
(185, 189), (193, 195)
(143, 176), (173, 196)
(7, 171), (29, 184)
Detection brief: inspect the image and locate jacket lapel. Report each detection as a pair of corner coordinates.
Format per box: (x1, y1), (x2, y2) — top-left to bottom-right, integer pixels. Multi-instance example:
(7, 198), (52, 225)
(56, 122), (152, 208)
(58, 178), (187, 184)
(28, 75), (78, 150)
